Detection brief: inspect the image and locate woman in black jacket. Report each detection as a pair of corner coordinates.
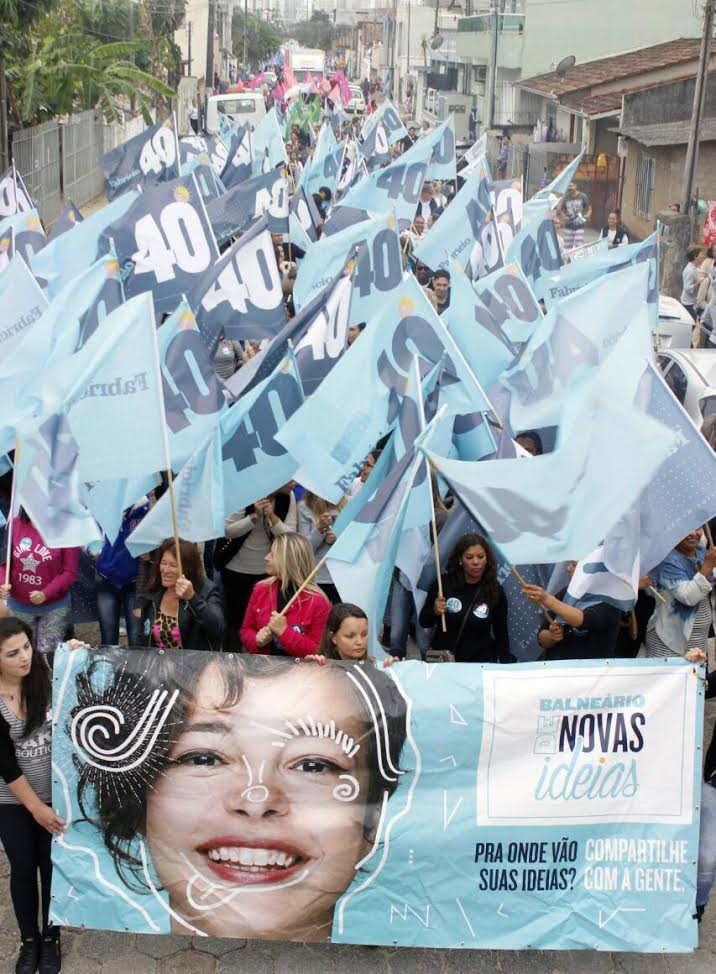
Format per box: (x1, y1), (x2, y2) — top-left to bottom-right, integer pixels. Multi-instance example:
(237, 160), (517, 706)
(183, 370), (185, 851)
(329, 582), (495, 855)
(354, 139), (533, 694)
(140, 539), (225, 652)
(419, 533), (512, 663)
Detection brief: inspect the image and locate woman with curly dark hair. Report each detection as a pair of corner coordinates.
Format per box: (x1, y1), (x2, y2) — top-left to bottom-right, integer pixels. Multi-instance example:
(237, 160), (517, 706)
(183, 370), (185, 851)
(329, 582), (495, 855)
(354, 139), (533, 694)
(418, 533), (512, 662)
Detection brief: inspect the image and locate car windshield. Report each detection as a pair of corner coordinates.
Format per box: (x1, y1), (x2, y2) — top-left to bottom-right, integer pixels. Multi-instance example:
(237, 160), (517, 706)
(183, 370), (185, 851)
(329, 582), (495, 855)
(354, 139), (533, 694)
(218, 98), (259, 114)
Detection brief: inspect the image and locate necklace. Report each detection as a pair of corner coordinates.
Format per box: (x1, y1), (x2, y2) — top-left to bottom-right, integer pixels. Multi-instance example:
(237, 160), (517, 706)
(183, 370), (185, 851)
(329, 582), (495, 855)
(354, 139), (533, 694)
(0, 686), (19, 702)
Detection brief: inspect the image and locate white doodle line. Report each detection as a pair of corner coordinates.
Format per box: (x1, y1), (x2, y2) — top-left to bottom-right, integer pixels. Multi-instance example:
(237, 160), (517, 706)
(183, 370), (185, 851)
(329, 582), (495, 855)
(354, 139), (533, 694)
(53, 764), (160, 932)
(138, 840), (207, 937)
(179, 853), (310, 911)
(456, 897), (476, 937)
(336, 667), (421, 936)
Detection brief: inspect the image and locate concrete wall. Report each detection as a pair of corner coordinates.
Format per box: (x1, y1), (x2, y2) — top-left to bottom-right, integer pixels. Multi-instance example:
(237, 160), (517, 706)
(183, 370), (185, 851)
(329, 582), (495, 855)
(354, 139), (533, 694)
(621, 140), (716, 242)
(623, 73), (716, 126)
(521, 0), (702, 79)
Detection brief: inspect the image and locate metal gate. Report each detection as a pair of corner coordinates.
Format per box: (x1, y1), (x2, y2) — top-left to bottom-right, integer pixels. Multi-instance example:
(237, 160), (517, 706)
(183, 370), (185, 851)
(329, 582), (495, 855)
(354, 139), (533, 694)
(62, 110), (105, 208)
(525, 145), (620, 230)
(11, 119), (62, 226)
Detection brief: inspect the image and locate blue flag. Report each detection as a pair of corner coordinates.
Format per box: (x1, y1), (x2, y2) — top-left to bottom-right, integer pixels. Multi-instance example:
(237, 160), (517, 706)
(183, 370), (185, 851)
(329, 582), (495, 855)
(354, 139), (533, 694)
(0, 255), (48, 362)
(29, 292), (167, 483)
(30, 190), (139, 298)
(361, 122), (392, 172)
(47, 200), (83, 241)
(205, 168), (289, 243)
(191, 218), (286, 348)
(277, 274), (494, 502)
(327, 135), (434, 232)
(224, 263), (352, 401)
(0, 164), (33, 219)
(0, 254), (124, 452)
(424, 387), (680, 566)
(506, 215), (563, 301)
(179, 134), (210, 170)
(302, 123), (341, 197)
(221, 124), (254, 188)
(15, 413), (102, 548)
(540, 232), (659, 325)
(294, 211), (401, 324)
(157, 298), (228, 468)
(289, 183), (322, 246)
(444, 264), (517, 388)
(360, 98), (408, 144)
(500, 261), (653, 432)
(100, 116), (180, 200)
(126, 350), (304, 554)
(472, 261), (544, 346)
(252, 109), (288, 171)
(414, 164), (492, 273)
(81, 474), (159, 545)
(0, 209), (46, 279)
(602, 359), (716, 574)
(417, 117), (457, 182)
(104, 173), (219, 315)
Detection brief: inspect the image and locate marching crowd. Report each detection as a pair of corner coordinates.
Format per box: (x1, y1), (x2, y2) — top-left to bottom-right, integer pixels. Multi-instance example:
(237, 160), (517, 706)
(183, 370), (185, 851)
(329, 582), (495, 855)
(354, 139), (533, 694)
(1, 100), (716, 970)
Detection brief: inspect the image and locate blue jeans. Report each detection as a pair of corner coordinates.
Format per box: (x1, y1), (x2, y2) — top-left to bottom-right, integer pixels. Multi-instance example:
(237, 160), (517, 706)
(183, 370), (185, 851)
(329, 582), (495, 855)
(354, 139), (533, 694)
(390, 574), (433, 659)
(697, 780), (716, 909)
(95, 573), (141, 646)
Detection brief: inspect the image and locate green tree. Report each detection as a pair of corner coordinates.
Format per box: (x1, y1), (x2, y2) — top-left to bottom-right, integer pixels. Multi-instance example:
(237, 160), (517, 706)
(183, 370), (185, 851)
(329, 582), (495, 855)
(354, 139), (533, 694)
(6, 0), (175, 125)
(287, 11), (334, 54)
(232, 11), (282, 69)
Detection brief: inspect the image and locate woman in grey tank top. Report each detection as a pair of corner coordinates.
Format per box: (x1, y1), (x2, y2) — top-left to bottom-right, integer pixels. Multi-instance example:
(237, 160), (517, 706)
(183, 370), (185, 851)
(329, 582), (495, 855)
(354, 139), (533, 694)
(0, 617), (65, 974)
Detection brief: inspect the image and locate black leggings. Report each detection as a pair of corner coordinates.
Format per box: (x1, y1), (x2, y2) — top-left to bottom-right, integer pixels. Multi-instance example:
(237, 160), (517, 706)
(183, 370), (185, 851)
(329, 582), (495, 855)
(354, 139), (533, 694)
(0, 803), (53, 939)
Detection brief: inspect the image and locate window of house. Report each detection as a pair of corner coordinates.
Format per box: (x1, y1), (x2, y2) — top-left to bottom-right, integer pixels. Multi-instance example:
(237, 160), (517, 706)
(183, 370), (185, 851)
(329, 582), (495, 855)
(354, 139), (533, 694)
(634, 153), (656, 220)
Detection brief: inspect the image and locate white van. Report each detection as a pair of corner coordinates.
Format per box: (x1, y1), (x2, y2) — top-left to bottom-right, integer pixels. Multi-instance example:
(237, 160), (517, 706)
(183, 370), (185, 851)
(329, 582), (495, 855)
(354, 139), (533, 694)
(205, 92), (266, 134)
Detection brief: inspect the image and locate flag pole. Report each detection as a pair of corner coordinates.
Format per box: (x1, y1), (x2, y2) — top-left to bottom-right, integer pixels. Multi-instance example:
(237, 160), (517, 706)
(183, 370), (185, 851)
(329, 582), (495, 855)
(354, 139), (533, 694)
(149, 295), (183, 576)
(279, 553), (329, 616)
(510, 565), (553, 624)
(430, 502), (448, 633)
(705, 522), (714, 547)
(3, 437), (19, 590)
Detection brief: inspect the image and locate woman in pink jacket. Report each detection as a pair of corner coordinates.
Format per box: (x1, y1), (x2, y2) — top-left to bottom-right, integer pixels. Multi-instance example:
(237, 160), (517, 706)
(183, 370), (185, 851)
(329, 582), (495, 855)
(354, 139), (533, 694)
(0, 510), (79, 660)
(240, 533), (331, 657)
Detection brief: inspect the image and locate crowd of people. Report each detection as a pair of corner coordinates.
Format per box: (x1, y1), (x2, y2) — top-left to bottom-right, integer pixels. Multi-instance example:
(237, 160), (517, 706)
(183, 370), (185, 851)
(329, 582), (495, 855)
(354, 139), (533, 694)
(1, 91), (715, 970)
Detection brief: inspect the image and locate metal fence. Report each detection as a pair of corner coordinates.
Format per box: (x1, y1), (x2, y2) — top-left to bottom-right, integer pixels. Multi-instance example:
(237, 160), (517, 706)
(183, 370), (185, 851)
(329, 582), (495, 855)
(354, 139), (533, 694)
(11, 119), (62, 226)
(62, 111), (105, 209)
(11, 109), (153, 227)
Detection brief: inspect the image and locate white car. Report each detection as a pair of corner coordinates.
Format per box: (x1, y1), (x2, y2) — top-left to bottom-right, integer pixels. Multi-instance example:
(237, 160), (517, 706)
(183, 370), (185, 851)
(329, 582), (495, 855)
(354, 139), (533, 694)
(657, 348), (716, 425)
(655, 294), (695, 349)
(347, 86), (366, 114)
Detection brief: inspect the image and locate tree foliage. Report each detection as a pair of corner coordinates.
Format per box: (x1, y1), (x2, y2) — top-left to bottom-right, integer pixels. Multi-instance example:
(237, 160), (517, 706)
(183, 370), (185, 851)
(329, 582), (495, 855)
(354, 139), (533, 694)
(286, 11), (334, 54)
(232, 11), (282, 69)
(4, 0), (182, 127)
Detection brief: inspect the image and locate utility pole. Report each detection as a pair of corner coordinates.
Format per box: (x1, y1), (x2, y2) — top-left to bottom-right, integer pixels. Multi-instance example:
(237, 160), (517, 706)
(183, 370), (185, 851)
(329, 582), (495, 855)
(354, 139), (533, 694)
(206, 0), (216, 88)
(487, 0), (499, 129)
(0, 52), (8, 173)
(682, 0), (715, 221)
(188, 21), (193, 75)
(243, 0), (248, 72)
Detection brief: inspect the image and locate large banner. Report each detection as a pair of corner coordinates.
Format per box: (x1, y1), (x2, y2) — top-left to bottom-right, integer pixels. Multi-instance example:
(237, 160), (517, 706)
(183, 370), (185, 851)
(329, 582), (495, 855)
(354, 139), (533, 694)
(50, 650), (702, 952)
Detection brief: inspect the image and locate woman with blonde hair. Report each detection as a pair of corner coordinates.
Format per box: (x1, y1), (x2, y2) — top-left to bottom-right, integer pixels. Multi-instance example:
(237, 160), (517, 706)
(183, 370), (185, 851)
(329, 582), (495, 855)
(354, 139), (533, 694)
(297, 491), (346, 604)
(240, 533), (331, 657)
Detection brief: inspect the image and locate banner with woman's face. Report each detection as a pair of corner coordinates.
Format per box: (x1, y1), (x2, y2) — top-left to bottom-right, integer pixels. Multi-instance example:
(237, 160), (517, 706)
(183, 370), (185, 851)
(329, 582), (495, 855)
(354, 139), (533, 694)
(51, 649), (701, 952)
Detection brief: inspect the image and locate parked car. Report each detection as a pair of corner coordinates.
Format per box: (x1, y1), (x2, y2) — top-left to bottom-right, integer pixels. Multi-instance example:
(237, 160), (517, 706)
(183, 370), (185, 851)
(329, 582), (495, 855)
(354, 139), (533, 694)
(205, 92), (266, 133)
(655, 294), (695, 349)
(347, 85), (366, 114)
(657, 349), (716, 424)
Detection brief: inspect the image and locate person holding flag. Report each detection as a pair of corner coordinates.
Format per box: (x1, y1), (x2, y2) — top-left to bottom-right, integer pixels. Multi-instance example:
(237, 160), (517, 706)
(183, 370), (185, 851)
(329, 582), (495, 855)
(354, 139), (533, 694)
(419, 533), (513, 664)
(240, 532), (331, 657)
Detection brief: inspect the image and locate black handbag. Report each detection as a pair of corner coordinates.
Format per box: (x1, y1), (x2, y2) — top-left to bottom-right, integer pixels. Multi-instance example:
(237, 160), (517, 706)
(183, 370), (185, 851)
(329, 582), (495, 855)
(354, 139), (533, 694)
(213, 535), (244, 571)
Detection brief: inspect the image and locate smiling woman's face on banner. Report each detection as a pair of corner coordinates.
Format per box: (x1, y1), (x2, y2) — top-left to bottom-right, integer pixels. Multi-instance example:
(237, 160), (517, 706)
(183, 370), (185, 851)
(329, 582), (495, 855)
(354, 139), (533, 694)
(144, 663), (379, 941)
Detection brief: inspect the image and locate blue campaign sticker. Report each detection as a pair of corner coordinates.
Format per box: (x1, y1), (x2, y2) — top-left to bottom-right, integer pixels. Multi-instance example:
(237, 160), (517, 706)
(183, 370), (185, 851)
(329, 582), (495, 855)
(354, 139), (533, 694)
(445, 597), (462, 613)
(474, 603), (489, 619)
